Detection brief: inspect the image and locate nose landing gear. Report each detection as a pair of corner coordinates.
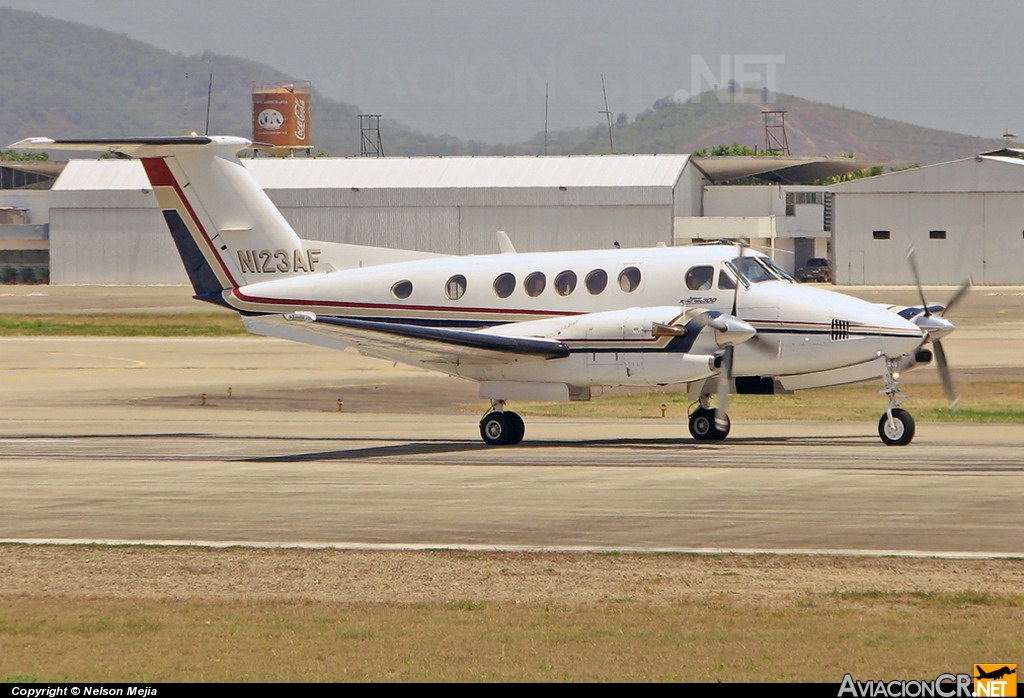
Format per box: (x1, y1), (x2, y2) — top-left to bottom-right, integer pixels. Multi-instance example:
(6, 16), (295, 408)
(878, 358), (916, 446)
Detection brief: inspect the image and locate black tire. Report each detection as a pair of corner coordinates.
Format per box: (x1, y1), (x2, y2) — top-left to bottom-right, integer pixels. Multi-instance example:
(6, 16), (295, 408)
(878, 408), (915, 446)
(480, 412), (513, 446)
(689, 407), (730, 441)
(505, 411), (525, 445)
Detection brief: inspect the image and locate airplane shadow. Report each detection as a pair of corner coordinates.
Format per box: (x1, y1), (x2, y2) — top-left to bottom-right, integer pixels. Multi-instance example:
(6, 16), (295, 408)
(243, 434), (876, 463)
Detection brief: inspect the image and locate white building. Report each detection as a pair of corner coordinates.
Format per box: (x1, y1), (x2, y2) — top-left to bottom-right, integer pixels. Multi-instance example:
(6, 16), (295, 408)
(677, 183), (831, 273)
(830, 150), (1024, 285)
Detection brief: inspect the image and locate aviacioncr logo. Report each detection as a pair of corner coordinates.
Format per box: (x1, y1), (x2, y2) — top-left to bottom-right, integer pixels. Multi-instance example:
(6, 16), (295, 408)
(257, 109), (285, 129)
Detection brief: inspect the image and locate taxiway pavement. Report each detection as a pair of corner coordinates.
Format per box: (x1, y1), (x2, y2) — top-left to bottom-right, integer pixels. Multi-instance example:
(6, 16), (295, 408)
(2, 331), (1022, 556)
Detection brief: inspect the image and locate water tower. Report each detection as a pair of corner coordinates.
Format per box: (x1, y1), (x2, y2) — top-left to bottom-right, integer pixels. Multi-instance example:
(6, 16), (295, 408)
(252, 80), (312, 156)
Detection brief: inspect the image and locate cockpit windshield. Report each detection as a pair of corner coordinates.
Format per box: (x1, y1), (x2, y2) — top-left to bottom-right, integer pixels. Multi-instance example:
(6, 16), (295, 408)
(727, 256), (795, 286)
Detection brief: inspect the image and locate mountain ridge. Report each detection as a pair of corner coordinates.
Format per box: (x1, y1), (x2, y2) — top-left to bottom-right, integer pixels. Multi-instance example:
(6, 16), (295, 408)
(0, 6), (1004, 164)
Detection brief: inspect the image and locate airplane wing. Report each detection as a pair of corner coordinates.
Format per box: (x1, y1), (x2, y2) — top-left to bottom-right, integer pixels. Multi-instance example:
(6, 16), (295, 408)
(244, 312), (570, 367)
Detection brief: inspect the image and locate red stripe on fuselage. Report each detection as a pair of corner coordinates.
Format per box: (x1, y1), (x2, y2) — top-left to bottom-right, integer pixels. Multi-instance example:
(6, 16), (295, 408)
(141, 157), (238, 288)
(228, 288), (583, 317)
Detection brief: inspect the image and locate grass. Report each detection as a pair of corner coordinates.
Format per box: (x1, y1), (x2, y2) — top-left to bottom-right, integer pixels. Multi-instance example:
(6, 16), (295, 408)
(0, 314), (247, 337)
(514, 382), (1024, 424)
(1, 593), (1019, 682)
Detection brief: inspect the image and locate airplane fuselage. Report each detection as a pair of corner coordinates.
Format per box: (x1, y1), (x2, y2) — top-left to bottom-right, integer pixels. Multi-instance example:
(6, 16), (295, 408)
(225, 244), (925, 386)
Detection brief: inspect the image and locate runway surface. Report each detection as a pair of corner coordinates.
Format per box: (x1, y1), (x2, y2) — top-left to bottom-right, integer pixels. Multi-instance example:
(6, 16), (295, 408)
(2, 333), (1022, 557)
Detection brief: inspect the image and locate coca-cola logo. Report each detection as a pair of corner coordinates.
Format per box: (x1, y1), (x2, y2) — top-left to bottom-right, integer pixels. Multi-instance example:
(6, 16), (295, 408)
(257, 108), (285, 130)
(293, 98), (307, 141)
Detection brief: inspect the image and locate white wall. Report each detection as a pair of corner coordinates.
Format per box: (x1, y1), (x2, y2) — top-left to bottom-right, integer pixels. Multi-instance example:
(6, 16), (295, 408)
(0, 190), (49, 224)
(832, 191), (1020, 284)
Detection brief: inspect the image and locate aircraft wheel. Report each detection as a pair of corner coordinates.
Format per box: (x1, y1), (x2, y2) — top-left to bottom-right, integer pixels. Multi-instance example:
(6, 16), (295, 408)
(480, 411), (514, 446)
(505, 411), (525, 445)
(878, 408), (915, 446)
(689, 407), (729, 441)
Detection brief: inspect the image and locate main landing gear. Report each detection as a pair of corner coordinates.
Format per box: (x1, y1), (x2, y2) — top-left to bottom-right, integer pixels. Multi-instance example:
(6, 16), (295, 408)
(688, 394), (731, 441)
(479, 400), (525, 446)
(878, 357), (916, 446)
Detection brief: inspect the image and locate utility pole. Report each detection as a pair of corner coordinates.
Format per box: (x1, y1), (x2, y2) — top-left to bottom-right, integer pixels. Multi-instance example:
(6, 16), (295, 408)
(600, 74), (614, 154)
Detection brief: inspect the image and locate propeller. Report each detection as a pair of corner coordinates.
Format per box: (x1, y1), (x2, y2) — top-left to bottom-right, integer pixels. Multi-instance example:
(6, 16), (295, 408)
(715, 241), (746, 431)
(906, 247), (971, 409)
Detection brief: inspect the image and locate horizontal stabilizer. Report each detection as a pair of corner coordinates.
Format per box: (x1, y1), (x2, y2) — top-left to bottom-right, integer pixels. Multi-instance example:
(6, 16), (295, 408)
(9, 136), (265, 155)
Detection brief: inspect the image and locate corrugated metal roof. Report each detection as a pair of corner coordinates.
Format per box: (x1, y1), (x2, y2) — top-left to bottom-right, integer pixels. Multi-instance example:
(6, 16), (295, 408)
(244, 154), (691, 190)
(831, 155), (1024, 194)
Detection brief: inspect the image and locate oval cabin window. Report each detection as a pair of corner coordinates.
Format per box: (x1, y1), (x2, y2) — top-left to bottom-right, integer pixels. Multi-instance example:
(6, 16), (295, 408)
(391, 280), (413, 299)
(524, 271), (546, 297)
(493, 272), (516, 299)
(618, 266), (641, 292)
(554, 270), (577, 296)
(585, 269), (608, 295)
(446, 274), (467, 300)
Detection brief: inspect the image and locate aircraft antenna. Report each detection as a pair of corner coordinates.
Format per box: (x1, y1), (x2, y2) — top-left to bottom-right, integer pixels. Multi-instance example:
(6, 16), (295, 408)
(600, 74), (615, 154)
(182, 72), (190, 135)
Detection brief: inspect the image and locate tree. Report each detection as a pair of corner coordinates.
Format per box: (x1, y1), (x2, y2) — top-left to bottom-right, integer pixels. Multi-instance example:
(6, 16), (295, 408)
(0, 149), (48, 161)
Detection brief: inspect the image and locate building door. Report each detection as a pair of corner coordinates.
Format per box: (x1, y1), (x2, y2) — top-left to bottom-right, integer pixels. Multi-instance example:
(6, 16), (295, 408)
(849, 250), (865, 285)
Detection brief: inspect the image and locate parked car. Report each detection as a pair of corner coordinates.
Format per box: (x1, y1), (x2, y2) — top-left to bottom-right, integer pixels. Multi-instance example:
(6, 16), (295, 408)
(796, 257), (832, 283)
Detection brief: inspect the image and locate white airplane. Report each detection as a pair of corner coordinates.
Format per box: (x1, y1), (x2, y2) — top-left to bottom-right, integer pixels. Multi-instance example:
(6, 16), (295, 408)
(13, 135), (969, 446)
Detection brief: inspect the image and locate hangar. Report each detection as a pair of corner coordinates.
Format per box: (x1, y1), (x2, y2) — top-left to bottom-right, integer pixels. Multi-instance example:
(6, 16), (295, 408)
(43, 154), (700, 284)
(830, 148), (1024, 285)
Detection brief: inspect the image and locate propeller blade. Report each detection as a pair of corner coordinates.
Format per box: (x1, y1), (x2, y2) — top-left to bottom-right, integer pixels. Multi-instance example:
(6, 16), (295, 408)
(731, 242), (744, 316)
(932, 339), (960, 410)
(715, 345), (733, 431)
(942, 276), (972, 316)
(906, 246), (930, 316)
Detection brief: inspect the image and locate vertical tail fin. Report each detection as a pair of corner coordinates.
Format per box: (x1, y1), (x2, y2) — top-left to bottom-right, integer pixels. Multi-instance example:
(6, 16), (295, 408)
(9, 136), (322, 299)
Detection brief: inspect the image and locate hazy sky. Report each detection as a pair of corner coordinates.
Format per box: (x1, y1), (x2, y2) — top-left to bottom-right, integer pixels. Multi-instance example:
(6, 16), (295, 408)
(7, 0), (1024, 143)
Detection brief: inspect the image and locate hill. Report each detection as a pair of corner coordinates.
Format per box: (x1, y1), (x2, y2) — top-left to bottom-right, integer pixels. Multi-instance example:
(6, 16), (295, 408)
(0, 7), (1005, 163)
(533, 90), (1003, 164)
(0, 6), (465, 157)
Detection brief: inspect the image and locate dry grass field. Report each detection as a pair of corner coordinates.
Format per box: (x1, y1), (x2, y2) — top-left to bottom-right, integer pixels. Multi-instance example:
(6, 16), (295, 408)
(2, 547), (1022, 682)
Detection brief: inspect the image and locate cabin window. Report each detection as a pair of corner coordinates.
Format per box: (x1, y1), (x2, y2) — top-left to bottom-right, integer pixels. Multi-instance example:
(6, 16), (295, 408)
(391, 280), (413, 299)
(524, 271), (546, 297)
(873, 230), (891, 240)
(493, 272), (516, 298)
(618, 266), (641, 292)
(554, 270), (577, 296)
(685, 265), (714, 291)
(585, 269), (608, 295)
(445, 274), (467, 300)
